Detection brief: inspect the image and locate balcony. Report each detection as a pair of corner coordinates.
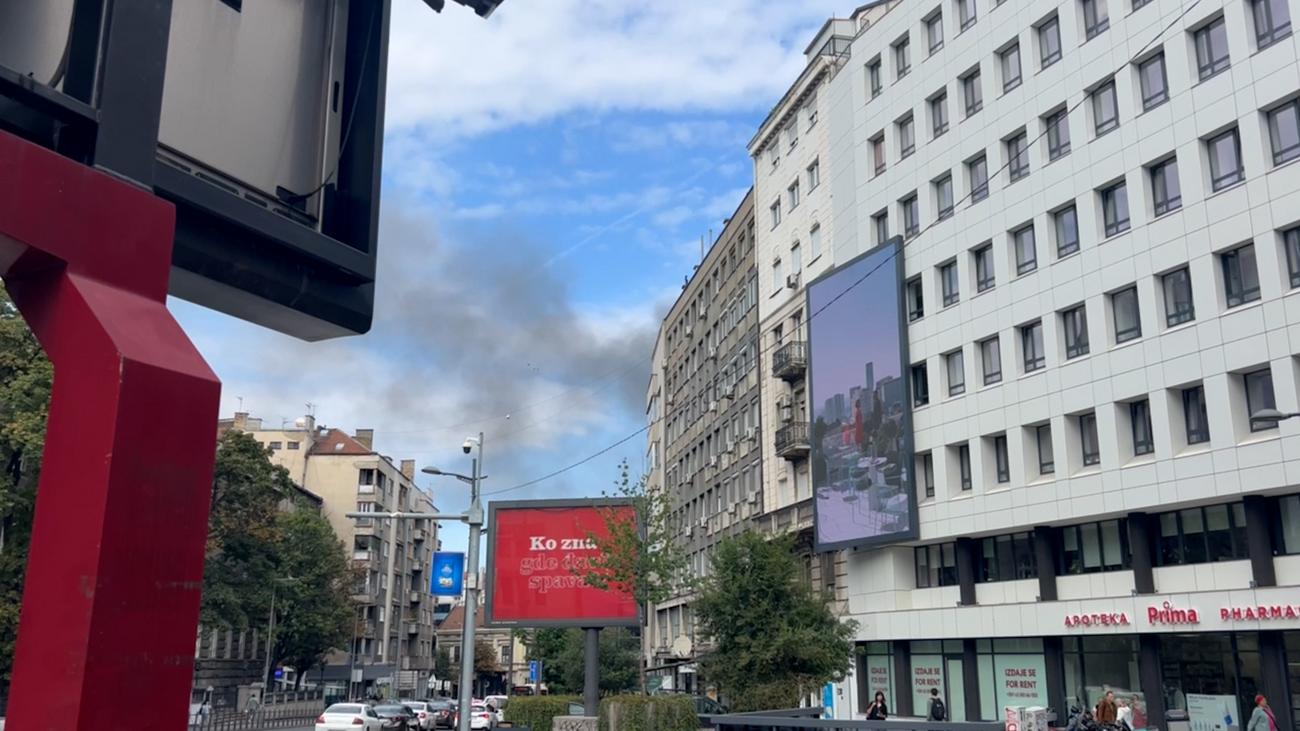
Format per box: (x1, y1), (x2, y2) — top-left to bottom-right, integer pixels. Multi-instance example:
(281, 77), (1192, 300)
(406, 622), (419, 634)
(771, 341), (807, 381)
(775, 421), (811, 460)
(352, 549), (373, 562)
(409, 591), (423, 604)
(351, 590), (376, 605)
(353, 521), (377, 537)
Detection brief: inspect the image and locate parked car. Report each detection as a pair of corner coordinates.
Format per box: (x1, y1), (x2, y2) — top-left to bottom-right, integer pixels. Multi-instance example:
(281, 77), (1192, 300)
(400, 701), (436, 730)
(484, 695), (508, 724)
(425, 700), (455, 729)
(316, 703), (386, 731)
(373, 704), (418, 730)
(452, 702), (496, 730)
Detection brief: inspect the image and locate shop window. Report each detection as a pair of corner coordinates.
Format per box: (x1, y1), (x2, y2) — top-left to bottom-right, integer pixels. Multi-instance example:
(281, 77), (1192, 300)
(1273, 494), (1300, 554)
(977, 532), (1037, 582)
(856, 642), (894, 714)
(1161, 633), (1263, 731)
(915, 542), (958, 587)
(978, 638), (1049, 720)
(1157, 503), (1249, 566)
(1063, 636), (1140, 715)
(1060, 519), (1130, 574)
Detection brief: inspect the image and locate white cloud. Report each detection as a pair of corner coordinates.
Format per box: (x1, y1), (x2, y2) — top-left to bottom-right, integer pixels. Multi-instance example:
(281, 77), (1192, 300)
(386, 0), (847, 138)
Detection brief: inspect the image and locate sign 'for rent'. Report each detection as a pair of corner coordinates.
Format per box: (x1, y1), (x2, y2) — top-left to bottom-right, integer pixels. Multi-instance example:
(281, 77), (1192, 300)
(485, 499), (639, 627)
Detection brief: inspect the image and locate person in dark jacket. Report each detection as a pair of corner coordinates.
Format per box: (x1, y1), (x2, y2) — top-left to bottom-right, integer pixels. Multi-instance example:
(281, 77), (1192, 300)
(927, 688), (947, 721)
(866, 690), (889, 720)
(1096, 691), (1118, 725)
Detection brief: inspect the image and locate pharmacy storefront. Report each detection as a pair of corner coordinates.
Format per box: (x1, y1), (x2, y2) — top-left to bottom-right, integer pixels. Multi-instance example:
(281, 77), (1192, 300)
(854, 598), (1300, 731)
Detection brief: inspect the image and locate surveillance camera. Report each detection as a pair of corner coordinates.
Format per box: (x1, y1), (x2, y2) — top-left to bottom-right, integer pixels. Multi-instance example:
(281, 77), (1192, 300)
(462, 439), (474, 454)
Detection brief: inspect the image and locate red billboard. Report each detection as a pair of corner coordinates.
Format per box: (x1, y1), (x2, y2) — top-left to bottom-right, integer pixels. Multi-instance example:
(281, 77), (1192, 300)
(485, 499), (639, 627)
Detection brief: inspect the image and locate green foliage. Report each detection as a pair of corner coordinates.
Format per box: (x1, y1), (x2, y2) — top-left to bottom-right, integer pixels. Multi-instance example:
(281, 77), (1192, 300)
(520, 627), (639, 696)
(695, 531), (858, 711)
(522, 628), (575, 693)
(475, 639), (500, 675)
(0, 285), (52, 687)
(268, 508), (358, 682)
(597, 694), (698, 731)
(435, 647), (453, 680)
(501, 695), (579, 731)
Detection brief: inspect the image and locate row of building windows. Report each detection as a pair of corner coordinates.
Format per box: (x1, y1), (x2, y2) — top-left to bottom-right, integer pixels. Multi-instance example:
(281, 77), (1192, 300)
(916, 363), (1279, 498)
(913, 494), (1294, 588)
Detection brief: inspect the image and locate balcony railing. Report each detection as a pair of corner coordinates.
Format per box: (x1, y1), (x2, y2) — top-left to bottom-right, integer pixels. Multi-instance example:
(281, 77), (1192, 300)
(352, 549), (372, 562)
(775, 421), (811, 459)
(771, 341), (807, 381)
(409, 590), (422, 604)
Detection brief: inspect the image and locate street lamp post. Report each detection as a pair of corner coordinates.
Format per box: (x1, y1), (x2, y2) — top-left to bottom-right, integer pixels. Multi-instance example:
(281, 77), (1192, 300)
(1251, 408), (1300, 429)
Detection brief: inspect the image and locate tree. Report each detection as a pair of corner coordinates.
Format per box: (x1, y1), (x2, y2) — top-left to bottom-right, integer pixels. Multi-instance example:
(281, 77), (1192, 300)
(201, 430), (294, 630)
(267, 509), (358, 686)
(435, 647), (453, 682)
(694, 531), (858, 711)
(555, 627), (638, 695)
(580, 461), (692, 693)
(522, 627), (577, 693)
(0, 285), (53, 692)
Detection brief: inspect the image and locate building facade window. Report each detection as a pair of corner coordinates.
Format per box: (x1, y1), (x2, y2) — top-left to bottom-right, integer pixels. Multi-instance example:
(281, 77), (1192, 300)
(1221, 243), (1261, 307)
(808, 224), (821, 259)
(982, 335), (1002, 385)
(874, 211), (890, 245)
(947, 349), (966, 396)
(899, 115), (916, 158)
(1138, 53), (1169, 110)
(1150, 157), (1182, 216)
(927, 12), (945, 54)
(1036, 424), (1055, 474)
(1046, 108), (1071, 160)
(1285, 227), (1300, 289)
(968, 154), (990, 201)
(912, 363), (931, 406)
(936, 174), (955, 219)
(1194, 16), (1231, 80)
(1000, 43), (1022, 92)
(1208, 128), (1245, 190)
(1083, 0), (1109, 39)
(1022, 321), (1046, 372)
(978, 532), (1037, 581)
(1267, 99), (1300, 166)
(1101, 180), (1130, 236)
(868, 58), (883, 97)
(1112, 286), (1142, 343)
(788, 181), (800, 210)
(975, 243), (995, 292)
(1079, 412), (1101, 466)
(922, 452), (936, 498)
(1183, 385), (1211, 445)
(895, 36), (911, 78)
(958, 443), (973, 490)
(1252, 0), (1292, 48)
(807, 159), (821, 190)
(1060, 520), (1130, 574)
(1008, 132), (1030, 181)
(993, 435), (1010, 482)
(1063, 305), (1090, 359)
(770, 200), (781, 228)
(1157, 503), (1249, 566)
(1055, 205), (1080, 257)
(903, 193), (920, 238)
(963, 69), (983, 116)
(958, 0), (977, 30)
(1013, 224), (1037, 274)
(931, 92), (949, 138)
(1163, 267), (1195, 326)
(872, 135), (887, 175)
(1092, 81), (1119, 136)
(1276, 495), (1300, 554)
(907, 276), (925, 320)
(1039, 16), (1062, 68)
(1244, 368), (1277, 431)
(1131, 399), (1154, 455)
(915, 543), (958, 587)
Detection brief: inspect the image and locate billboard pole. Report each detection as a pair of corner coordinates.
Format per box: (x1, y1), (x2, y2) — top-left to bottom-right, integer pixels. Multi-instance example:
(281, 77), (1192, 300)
(583, 627), (600, 715)
(458, 434), (485, 731)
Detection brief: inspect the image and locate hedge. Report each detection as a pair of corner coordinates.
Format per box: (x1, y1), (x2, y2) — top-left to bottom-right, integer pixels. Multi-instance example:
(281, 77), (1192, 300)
(598, 694), (699, 731)
(502, 695), (579, 731)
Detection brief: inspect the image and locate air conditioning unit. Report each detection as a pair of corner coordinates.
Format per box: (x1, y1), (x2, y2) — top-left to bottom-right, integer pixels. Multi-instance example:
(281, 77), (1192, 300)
(708, 401), (719, 413)
(698, 516), (708, 529)
(708, 346), (718, 360)
(722, 384), (735, 399)
(685, 325), (694, 337)
(725, 440), (735, 454)
(746, 427), (758, 442)
(786, 272), (801, 289)
(698, 306), (708, 321)
(709, 456), (719, 468)
(748, 493), (761, 505)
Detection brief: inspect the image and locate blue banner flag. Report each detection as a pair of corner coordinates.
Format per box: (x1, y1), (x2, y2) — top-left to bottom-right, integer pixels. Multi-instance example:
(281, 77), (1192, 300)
(431, 552), (465, 596)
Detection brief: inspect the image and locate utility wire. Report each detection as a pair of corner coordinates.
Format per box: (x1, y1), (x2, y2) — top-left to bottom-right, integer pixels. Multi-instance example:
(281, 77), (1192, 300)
(457, 0), (1203, 496)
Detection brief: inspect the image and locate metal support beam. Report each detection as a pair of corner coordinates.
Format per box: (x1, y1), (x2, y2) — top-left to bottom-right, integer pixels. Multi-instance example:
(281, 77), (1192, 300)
(0, 128), (221, 731)
(584, 627), (600, 716)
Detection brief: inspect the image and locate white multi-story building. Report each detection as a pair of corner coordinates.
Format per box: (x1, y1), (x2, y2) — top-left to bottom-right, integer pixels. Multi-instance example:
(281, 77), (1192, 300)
(816, 0), (1300, 724)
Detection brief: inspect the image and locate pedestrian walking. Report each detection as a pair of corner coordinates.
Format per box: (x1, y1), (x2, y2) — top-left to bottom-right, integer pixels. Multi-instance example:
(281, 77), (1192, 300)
(1095, 691), (1118, 726)
(927, 688), (947, 721)
(1247, 695), (1278, 731)
(866, 690), (889, 720)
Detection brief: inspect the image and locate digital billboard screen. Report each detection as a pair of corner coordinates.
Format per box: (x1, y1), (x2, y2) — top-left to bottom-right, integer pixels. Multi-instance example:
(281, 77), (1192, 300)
(485, 499), (639, 627)
(806, 237), (917, 551)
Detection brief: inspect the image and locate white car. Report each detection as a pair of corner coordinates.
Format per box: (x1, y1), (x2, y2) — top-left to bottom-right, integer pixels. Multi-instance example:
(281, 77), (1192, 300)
(484, 695), (508, 724)
(401, 701), (436, 730)
(454, 703), (495, 730)
(316, 703), (385, 731)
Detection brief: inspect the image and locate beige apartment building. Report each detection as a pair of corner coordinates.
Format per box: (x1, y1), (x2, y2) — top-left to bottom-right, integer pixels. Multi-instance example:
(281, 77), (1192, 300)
(219, 412), (440, 698)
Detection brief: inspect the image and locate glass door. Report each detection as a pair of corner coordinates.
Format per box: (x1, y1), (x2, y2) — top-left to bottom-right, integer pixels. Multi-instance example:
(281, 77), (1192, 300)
(948, 656), (967, 721)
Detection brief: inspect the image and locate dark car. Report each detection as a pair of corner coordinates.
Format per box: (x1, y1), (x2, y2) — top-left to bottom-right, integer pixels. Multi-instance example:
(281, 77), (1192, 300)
(426, 700), (455, 729)
(373, 704), (417, 730)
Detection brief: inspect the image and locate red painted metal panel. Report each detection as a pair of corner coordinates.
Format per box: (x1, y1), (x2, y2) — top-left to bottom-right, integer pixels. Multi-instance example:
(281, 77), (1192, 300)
(0, 129), (221, 731)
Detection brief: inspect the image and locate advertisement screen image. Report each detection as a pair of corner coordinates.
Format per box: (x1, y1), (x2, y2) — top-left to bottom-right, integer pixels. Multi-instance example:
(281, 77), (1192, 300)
(485, 499), (639, 627)
(806, 239), (916, 550)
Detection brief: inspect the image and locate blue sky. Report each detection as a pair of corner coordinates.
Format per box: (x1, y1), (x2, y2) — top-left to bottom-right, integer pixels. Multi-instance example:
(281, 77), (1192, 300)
(171, 0), (849, 553)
